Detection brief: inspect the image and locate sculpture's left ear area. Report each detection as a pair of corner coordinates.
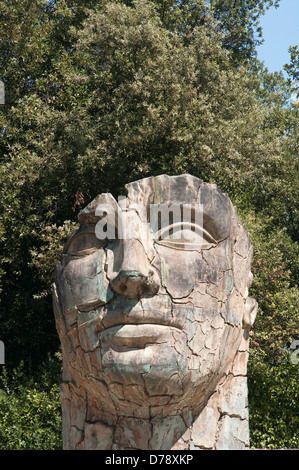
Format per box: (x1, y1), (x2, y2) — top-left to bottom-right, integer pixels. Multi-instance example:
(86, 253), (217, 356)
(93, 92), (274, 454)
(243, 297), (258, 331)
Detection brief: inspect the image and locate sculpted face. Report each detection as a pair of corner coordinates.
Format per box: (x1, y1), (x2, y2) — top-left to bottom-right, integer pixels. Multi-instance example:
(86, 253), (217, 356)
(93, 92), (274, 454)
(53, 175), (257, 419)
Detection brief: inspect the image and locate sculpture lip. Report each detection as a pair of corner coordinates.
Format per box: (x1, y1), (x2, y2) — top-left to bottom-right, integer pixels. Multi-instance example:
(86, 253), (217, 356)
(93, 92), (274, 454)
(99, 311), (183, 332)
(100, 321), (182, 331)
(99, 323), (182, 349)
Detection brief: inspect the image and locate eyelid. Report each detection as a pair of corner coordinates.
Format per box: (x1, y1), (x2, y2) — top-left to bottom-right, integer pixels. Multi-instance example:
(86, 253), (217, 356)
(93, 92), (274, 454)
(63, 229), (107, 255)
(156, 222), (217, 244)
(154, 223), (217, 251)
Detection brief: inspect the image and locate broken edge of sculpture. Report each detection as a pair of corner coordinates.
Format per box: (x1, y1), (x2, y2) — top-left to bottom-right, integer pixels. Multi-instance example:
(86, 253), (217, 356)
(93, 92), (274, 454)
(52, 174), (258, 450)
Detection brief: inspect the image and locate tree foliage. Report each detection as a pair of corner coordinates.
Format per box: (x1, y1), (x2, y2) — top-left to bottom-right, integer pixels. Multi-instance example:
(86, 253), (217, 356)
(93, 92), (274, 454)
(0, 359), (62, 450)
(248, 351), (299, 449)
(0, 0), (298, 449)
(209, 0), (280, 63)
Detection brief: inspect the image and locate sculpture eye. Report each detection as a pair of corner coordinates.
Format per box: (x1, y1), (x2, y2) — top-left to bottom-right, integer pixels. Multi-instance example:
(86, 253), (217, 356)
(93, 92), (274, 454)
(64, 231), (109, 256)
(155, 222), (216, 251)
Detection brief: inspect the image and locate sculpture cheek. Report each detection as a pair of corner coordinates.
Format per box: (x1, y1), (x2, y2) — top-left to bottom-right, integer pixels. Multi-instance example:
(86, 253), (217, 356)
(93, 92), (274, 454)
(55, 261), (77, 316)
(59, 250), (114, 311)
(156, 246), (196, 298)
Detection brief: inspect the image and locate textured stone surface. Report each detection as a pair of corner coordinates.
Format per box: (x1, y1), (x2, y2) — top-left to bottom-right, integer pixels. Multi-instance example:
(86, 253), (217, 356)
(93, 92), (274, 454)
(53, 174), (257, 450)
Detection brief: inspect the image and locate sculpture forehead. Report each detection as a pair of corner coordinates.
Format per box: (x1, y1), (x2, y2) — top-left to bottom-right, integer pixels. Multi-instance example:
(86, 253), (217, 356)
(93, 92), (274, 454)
(126, 175), (232, 240)
(126, 174), (202, 205)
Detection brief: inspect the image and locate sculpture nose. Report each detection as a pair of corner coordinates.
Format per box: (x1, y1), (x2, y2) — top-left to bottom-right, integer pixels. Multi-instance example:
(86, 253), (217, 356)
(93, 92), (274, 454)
(109, 240), (159, 299)
(110, 270), (159, 299)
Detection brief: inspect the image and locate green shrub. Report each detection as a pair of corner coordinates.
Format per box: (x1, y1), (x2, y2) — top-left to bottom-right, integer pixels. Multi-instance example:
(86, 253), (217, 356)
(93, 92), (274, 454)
(248, 350), (299, 449)
(0, 360), (62, 450)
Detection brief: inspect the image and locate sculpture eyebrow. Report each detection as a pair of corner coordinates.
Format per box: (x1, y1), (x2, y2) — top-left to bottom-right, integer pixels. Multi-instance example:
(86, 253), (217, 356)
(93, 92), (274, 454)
(77, 192), (119, 225)
(78, 208), (118, 226)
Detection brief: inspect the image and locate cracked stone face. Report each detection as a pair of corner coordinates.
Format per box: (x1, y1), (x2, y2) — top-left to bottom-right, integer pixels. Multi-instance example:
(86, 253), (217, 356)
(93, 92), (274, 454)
(53, 174), (257, 447)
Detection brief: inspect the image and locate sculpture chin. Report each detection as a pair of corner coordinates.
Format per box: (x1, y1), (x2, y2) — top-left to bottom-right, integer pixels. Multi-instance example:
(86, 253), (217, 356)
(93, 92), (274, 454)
(100, 324), (189, 398)
(96, 316), (243, 415)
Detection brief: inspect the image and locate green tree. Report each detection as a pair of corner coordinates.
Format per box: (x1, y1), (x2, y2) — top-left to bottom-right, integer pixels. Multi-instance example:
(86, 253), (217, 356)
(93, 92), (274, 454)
(248, 351), (299, 449)
(0, 359), (62, 450)
(209, 0), (280, 63)
(0, 0), (298, 449)
(128, 0), (281, 63)
(0, 0), (103, 368)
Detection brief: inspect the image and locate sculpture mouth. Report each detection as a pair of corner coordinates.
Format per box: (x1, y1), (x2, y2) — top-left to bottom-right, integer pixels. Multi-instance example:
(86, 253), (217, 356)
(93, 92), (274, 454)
(99, 323), (179, 348)
(99, 309), (184, 333)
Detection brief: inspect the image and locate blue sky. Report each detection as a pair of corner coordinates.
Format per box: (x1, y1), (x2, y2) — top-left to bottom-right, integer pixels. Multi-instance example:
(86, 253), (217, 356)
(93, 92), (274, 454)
(256, 0), (299, 76)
